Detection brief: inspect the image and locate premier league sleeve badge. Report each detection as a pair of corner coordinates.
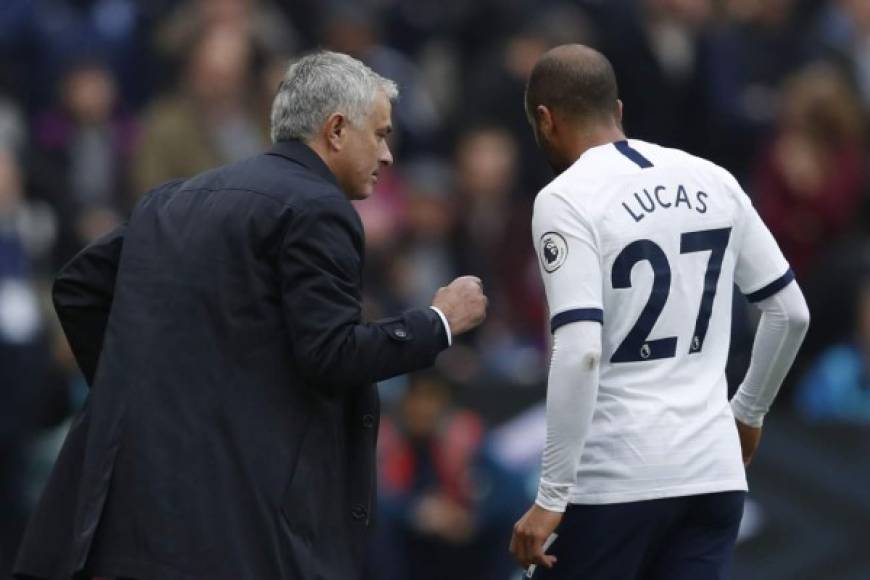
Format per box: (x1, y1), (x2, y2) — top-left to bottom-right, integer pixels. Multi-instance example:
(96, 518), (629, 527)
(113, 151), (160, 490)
(540, 231), (568, 273)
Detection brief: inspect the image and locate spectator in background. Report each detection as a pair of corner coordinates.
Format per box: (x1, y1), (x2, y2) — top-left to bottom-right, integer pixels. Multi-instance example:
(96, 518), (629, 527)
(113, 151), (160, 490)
(31, 58), (134, 266)
(753, 64), (866, 277)
(0, 98), (26, 153)
(452, 125), (546, 383)
(132, 26), (270, 194)
(600, 0), (714, 156)
(797, 234), (870, 368)
(369, 371), (523, 580)
(704, 0), (815, 177)
(0, 0), (150, 111)
(797, 278), (870, 422)
(0, 147), (52, 576)
(385, 160), (457, 310)
(378, 0), (520, 60)
(0, 145), (57, 284)
(816, 0), (870, 107)
(464, 4), (593, 192)
(156, 0), (297, 63)
(322, 4), (442, 155)
(259, 52), (296, 120)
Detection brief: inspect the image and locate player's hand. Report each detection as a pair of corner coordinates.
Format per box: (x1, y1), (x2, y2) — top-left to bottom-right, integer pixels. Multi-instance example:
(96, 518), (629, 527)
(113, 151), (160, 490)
(432, 276), (487, 336)
(509, 504), (561, 570)
(735, 419), (762, 466)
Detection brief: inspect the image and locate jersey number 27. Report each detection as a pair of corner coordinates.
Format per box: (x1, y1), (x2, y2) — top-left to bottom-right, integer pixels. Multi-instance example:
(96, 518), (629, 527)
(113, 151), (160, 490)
(611, 227), (732, 363)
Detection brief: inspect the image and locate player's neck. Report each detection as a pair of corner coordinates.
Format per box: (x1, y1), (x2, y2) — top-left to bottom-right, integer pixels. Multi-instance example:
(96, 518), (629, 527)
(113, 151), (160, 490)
(566, 123), (626, 163)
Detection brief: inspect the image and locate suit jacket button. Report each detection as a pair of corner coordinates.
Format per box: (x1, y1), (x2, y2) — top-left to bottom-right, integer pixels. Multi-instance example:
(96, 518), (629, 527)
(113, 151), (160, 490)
(362, 414), (375, 428)
(351, 504), (368, 521)
(393, 328), (407, 339)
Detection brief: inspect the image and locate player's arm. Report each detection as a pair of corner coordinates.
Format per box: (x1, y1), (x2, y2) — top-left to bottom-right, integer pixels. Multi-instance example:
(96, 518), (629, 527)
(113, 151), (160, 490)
(511, 190), (603, 570)
(729, 172), (810, 463)
(537, 320), (602, 508)
(732, 281), (810, 430)
(732, 281), (809, 464)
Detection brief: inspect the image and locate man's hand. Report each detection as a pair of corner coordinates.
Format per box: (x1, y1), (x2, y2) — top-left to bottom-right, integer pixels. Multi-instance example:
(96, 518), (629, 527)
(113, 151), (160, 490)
(735, 419), (762, 466)
(432, 276), (488, 336)
(509, 504), (562, 571)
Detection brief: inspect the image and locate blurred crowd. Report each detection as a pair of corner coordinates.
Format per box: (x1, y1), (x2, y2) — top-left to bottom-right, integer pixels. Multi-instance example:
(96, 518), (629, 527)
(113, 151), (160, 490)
(1, 0), (870, 578)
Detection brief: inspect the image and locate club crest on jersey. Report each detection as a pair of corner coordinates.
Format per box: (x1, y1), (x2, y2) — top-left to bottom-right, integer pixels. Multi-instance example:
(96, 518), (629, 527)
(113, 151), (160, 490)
(540, 232), (568, 273)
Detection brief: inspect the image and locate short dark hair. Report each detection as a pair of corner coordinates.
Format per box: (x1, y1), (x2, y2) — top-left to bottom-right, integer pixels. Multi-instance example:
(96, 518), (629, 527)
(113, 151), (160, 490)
(525, 45), (619, 122)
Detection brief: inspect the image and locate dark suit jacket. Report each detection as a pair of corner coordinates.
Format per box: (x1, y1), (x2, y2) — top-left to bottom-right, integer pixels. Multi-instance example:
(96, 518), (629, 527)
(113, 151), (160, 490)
(14, 141), (448, 580)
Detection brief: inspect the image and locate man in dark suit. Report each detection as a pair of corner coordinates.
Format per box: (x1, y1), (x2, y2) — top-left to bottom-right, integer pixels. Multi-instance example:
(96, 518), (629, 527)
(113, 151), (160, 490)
(14, 51), (487, 580)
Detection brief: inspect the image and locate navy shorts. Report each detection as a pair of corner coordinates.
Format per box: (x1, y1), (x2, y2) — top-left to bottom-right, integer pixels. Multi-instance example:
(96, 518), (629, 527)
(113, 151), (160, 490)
(532, 491), (745, 580)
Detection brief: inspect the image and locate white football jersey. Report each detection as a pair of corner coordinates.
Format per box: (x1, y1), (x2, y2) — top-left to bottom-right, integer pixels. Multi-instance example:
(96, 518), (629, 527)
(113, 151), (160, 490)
(532, 139), (792, 504)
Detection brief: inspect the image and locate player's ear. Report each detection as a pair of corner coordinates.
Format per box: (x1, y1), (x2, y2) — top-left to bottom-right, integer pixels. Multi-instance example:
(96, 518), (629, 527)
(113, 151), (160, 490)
(615, 99), (624, 124)
(536, 105), (554, 135)
(323, 112), (348, 152)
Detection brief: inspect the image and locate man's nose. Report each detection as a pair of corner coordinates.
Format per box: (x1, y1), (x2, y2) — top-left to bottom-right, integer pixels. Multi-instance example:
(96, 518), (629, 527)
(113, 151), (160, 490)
(380, 143), (393, 167)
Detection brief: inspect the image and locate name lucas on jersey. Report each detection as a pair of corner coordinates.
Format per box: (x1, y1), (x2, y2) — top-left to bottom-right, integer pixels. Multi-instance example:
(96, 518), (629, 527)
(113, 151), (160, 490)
(622, 184), (708, 223)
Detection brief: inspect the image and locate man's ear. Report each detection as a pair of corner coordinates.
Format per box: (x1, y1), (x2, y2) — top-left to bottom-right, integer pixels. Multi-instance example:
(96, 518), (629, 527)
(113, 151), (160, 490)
(616, 99), (624, 124)
(536, 105), (554, 136)
(324, 112), (347, 152)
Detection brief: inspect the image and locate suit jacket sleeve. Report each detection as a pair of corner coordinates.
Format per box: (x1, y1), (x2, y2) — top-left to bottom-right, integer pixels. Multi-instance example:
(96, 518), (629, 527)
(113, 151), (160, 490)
(52, 224), (126, 386)
(280, 193), (448, 389)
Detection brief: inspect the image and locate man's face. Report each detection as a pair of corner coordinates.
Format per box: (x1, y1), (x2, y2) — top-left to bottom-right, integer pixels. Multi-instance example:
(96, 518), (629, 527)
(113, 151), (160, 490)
(336, 91), (394, 200)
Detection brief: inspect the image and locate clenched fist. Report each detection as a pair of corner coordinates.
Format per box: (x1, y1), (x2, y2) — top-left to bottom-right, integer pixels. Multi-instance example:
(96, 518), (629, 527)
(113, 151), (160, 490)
(432, 276), (488, 337)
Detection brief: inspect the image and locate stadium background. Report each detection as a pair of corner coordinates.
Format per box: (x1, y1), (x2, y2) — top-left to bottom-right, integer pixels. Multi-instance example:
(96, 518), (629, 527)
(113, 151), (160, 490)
(1, 0), (869, 578)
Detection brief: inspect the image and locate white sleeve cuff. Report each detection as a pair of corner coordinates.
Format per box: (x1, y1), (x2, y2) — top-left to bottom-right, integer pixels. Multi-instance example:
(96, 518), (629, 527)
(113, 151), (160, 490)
(429, 306), (452, 347)
(730, 396), (764, 428)
(535, 478), (571, 513)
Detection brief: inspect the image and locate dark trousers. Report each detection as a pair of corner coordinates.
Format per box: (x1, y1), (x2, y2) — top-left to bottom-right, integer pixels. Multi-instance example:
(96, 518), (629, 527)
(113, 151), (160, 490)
(533, 491), (745, 580)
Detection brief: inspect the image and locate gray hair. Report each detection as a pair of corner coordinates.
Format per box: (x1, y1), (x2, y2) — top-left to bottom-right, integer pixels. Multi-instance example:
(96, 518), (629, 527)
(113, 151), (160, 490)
(270, 51), (398, 143)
